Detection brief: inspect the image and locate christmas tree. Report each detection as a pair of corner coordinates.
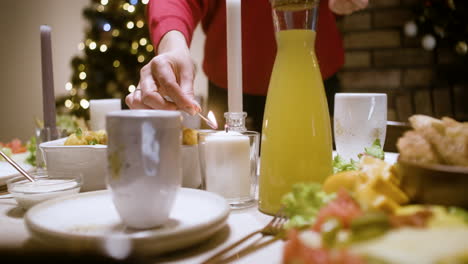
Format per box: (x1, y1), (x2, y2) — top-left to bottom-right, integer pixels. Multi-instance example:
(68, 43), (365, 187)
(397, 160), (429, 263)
(404, 0), (468, 83)
(56, 0), (152, 118)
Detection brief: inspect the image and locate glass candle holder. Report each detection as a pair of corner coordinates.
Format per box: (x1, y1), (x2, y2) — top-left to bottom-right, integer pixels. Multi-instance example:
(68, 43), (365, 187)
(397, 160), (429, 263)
(36, 127), (67, 169)
(224, 112), (247, 132)
(198, 130), (259, 209)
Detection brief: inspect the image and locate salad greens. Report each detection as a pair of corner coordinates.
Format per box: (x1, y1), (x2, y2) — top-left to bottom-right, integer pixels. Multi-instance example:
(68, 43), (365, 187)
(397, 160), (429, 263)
(281, 183), (336, 229)
(360, 139), (385, 160)
(448, 206), (468, 224)
(56, 114), (80, 135)
(333, 139), (385, 173)
(332, 155), (359, 174)
(26, 136), (37, 166)
(75, 128), (83, 137)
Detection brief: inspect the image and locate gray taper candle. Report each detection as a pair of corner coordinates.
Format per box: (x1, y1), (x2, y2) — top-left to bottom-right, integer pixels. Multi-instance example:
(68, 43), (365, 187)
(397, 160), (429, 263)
(40, 25), (56, 129)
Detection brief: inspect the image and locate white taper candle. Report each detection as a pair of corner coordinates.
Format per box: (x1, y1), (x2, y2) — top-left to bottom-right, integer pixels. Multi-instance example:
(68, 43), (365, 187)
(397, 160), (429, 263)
(226, 0), (243, 113)
(90, 99), (122, 131)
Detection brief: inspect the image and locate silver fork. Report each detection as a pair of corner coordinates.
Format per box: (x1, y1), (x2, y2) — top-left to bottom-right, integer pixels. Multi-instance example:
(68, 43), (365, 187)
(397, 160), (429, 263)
(202, 209), (288, 264)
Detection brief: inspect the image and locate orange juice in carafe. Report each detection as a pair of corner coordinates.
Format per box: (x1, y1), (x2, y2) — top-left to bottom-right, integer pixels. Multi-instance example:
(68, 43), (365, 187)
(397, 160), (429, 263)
(258, 1), (332, 215)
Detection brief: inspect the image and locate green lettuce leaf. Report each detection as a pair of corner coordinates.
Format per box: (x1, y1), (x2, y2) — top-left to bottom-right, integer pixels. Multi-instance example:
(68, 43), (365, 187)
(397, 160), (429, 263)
(448, 207), (468, 224)
(281, 183), (336, 229)
(56, 114), (79, 135)
(363, 139), (385, 160)
(26, 136), (36, 166)
(332, 155), (359, 174)
(75, 128), (83, 138)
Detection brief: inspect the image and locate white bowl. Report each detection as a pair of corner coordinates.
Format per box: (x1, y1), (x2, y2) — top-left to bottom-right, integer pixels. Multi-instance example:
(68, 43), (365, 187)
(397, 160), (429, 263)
(41, 138), (201, 191)
(40, 138), (106, 192)
(7, 172), (82, 210)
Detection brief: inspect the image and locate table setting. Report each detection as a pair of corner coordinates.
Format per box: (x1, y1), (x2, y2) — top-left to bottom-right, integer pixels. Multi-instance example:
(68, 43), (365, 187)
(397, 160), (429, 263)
(1, 0), (468, 263)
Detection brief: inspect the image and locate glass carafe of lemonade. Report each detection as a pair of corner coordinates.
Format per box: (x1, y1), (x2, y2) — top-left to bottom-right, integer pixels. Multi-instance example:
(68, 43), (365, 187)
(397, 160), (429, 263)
(259, 0), (332, 215)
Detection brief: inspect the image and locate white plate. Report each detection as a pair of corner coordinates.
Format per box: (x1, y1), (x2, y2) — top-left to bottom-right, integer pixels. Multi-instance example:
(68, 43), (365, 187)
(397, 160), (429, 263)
(25, 188), (230, 257)
(0, 153), (34, 185)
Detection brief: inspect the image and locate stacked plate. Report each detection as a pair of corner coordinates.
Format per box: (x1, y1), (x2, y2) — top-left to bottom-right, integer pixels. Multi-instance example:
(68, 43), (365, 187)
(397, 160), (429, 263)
(25, 188), (230, 256)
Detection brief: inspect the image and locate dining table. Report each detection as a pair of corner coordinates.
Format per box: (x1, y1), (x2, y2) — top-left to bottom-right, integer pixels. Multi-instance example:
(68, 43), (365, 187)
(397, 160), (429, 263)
(0, 152), (398, 263)
(0, 195), (284, 264)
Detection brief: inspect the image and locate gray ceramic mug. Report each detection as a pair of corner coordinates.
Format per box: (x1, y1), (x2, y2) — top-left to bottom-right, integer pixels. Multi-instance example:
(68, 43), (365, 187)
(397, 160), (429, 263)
(106, 110), (182, 229)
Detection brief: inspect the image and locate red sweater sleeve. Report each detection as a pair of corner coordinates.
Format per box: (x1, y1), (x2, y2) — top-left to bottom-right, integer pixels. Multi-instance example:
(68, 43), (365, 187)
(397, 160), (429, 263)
(147, 0), (211, 52)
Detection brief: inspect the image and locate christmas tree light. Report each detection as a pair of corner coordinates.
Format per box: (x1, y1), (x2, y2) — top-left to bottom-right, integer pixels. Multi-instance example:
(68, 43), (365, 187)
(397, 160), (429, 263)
(406, 0), (468, 56)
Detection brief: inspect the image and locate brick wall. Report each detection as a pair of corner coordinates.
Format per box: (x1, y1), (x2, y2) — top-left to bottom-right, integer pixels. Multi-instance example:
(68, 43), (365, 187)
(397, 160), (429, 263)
(336, 0), (468, 122)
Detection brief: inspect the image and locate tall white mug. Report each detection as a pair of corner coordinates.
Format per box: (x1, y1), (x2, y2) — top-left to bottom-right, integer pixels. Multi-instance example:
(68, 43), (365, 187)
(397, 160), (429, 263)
(334, 93), (387, 161)
(106, 110), (182, 229)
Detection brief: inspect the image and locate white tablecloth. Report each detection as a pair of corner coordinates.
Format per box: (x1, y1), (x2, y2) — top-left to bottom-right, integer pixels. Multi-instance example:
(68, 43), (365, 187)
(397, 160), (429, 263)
(0, 152), (398, 263)
(0, 196), (283, 263)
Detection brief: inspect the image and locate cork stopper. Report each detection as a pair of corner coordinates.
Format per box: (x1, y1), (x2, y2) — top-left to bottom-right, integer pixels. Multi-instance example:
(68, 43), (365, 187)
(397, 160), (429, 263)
(271, 0), (318, 10)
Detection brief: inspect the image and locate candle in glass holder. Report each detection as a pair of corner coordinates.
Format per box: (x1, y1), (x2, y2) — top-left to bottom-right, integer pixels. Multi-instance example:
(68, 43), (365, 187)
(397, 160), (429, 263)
(200, 131), (251, 199)
(89, 99), (121, 131)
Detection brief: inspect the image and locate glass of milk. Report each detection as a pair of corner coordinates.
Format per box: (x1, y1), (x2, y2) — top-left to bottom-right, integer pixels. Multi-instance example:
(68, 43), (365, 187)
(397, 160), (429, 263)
(334, 93), (387, 161)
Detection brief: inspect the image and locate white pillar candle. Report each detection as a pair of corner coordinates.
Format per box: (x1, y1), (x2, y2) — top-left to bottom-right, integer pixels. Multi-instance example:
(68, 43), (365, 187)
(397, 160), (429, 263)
(203, 131), (251, 199)
(89, 99), (121, 131)
(226, 0), (243, 113)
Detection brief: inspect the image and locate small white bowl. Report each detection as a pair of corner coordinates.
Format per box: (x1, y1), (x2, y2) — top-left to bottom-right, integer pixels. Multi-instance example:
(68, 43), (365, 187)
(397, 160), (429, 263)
(40, 138), (106, 192)
(7, 172), (82, 210)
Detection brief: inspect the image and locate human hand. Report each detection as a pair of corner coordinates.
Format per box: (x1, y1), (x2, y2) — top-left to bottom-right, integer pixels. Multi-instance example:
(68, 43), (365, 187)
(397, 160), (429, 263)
(125, 30), (201, 115)
(329, 0), (369, 15)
